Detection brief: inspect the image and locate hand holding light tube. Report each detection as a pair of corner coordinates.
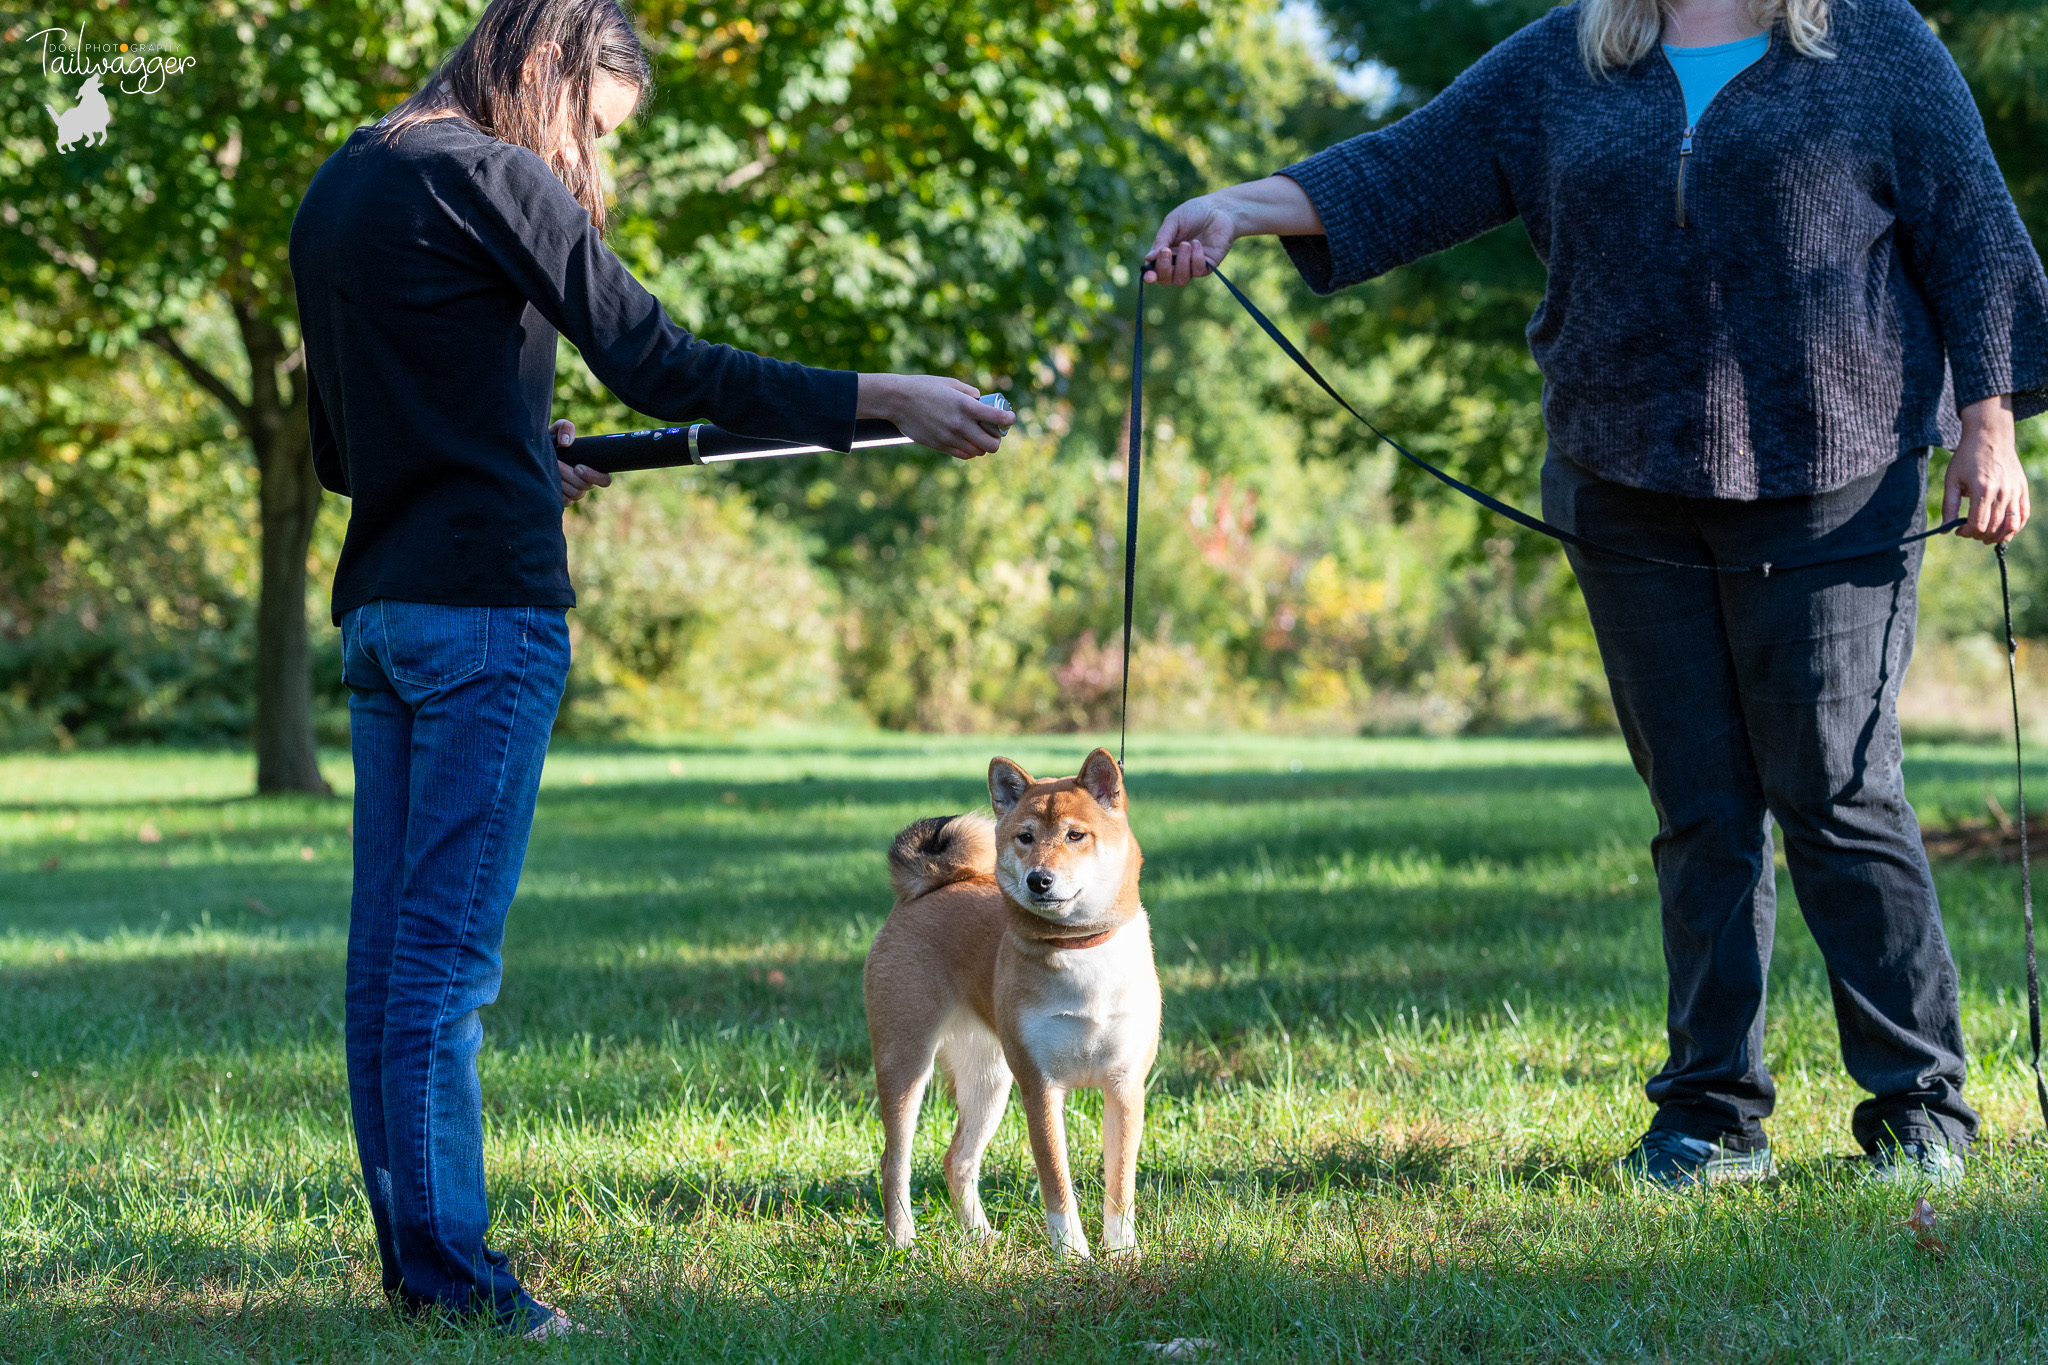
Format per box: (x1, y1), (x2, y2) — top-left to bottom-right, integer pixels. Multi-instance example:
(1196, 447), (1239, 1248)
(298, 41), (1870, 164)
(555, 391), (1014, 498)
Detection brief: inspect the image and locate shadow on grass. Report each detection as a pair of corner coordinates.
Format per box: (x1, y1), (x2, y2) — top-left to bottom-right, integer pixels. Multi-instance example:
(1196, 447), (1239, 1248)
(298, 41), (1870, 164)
(0, 762), (1655, 822)
(4, 861), (2034, 1089)
(1, 870), (1670, 1080)
(535, 763), (1654, 816)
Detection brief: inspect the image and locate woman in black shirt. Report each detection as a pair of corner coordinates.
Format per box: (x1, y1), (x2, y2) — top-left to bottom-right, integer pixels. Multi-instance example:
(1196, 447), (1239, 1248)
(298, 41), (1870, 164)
(289, 0), (1011, 1336)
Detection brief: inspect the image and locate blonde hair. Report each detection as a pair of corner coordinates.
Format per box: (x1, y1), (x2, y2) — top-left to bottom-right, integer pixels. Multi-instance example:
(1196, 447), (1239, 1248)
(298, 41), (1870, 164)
(1577, 0), (1834, 74)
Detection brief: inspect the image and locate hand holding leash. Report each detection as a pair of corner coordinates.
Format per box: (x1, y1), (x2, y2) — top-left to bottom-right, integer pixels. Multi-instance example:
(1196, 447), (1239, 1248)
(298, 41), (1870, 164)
(1946, 395), (2030, 545)
(1143, 175), (1326, 285)
(1144, 206), (1230, 285)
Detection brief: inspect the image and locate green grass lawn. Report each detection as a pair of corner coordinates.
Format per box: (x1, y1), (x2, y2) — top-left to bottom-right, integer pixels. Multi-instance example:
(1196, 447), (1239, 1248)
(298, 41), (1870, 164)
(5, 731), (2048, 1362)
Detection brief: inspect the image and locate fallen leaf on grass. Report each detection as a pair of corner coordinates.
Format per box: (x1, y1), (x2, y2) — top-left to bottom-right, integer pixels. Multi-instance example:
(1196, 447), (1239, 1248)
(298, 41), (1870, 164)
(138, 821), (162, 844)
(1143, 1341), (1220, 1359)
(1905, 1197), (1948, 1255)
(40, 857), (59, 873)
(247, 897), (274, 917)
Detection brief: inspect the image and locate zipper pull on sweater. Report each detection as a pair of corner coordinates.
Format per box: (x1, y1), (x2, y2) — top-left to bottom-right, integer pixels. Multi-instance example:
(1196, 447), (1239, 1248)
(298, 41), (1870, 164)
(1676, 127), (1695, 227)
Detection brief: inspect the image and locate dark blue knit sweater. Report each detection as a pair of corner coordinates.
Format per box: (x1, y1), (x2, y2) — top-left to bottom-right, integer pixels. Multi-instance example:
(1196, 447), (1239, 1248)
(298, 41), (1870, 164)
(1277, 0), (2048, 499)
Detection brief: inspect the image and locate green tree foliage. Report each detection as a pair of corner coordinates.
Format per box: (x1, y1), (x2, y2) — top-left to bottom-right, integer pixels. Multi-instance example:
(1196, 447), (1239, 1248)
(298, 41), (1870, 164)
(560, 1), (1509, 726)
(0, 310), (276, 747)
(1927, 0), (2048, 255)
(0, 1), (487, 788)
(609, 0), (1254, 377)
(564, 0), (1322, 568)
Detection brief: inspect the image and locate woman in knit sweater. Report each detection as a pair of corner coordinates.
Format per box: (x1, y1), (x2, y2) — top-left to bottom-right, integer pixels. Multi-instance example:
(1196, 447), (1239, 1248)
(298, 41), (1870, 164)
(1146, 0), (2048, 1188)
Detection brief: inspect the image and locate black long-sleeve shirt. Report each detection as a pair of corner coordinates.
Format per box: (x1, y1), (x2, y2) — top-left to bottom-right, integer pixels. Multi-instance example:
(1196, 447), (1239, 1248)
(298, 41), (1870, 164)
(1278, 0), (2048, 499)
(290, 116), (856, 622)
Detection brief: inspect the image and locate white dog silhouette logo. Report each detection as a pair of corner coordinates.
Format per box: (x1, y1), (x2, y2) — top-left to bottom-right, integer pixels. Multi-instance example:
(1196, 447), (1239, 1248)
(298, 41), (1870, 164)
(46, 72), (111, 152)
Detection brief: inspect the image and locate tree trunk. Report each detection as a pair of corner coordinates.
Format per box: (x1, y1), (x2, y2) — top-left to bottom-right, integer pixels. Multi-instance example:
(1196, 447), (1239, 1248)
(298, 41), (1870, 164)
(253, 432), (331, 794)
(241, 307), (333, 796)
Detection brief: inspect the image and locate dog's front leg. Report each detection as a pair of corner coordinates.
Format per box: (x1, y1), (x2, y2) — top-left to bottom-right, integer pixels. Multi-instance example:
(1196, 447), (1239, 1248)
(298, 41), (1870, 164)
(1101, 1078), (1145, 1255)
(1017, 1078), (1089, 1258)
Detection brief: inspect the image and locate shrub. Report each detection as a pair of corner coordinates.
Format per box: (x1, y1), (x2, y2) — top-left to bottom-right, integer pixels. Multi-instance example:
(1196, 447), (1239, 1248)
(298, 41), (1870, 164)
(559, 480), (851, 735)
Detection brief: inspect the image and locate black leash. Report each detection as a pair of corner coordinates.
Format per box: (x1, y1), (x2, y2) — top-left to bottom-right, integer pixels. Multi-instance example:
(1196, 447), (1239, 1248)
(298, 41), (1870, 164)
(1999, 544), (2048, 1131)
(1203, 264), (1967, 575)
(1120, 260), (2044, 1133)
(1119, 274), (1146, 767)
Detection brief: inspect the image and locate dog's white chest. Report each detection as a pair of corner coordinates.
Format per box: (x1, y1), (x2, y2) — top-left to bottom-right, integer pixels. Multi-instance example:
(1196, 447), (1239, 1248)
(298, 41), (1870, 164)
(1014, 917), (1158, 1087)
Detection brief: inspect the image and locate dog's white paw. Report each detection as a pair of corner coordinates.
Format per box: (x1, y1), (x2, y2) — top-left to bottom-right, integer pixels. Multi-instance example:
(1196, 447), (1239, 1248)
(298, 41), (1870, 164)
(1102, 1212), (1139, 1257)
(1045, 1209), (1092, 1258)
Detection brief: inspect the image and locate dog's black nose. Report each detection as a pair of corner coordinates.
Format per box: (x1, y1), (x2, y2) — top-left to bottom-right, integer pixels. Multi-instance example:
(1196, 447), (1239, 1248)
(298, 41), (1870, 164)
(1026, 869), (1055, 896)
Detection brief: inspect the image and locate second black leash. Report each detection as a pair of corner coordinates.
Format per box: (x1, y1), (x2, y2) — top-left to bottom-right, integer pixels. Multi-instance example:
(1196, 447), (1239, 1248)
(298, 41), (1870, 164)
(1119, 261), (2046, 1133)
(1999, 544), (2048, 1131)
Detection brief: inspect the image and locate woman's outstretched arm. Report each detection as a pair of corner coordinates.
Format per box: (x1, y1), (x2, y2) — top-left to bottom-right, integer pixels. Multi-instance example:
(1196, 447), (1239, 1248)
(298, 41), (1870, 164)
(462, 140), (1012, 464)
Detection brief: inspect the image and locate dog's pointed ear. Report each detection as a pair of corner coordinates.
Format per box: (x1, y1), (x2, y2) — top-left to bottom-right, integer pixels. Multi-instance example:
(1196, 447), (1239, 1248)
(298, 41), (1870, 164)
(1078, 748), (1124, 812)
(989, 757), (1035, 818)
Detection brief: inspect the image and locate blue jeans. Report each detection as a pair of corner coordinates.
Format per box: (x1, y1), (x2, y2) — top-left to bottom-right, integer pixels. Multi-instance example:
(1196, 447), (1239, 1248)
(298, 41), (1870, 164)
(1543, 449), (1976, 1154)
(340, 600), (570, 1332)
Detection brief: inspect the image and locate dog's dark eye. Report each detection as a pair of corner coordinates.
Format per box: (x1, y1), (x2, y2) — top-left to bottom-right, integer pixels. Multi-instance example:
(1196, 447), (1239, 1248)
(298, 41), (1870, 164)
(1065, 829), (1085, 842)
(1016, 830), (1034, 845)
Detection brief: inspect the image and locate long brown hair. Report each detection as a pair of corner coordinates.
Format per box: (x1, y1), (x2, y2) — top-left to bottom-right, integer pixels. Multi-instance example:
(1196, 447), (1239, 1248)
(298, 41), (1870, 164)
(377, 0), (651, 234)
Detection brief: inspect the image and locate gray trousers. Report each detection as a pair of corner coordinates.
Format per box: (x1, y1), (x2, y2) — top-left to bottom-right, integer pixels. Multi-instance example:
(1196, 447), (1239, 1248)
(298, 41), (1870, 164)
(1542, 448), (1976, 1153)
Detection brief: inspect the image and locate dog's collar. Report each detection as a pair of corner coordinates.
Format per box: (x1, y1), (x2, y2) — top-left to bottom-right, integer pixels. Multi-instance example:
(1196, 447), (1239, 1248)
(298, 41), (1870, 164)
(1031, 926), (1120, 951)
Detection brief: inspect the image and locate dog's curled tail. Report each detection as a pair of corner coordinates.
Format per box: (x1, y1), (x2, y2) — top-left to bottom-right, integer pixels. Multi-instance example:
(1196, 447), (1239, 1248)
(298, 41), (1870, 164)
(887, 813), (996, 901)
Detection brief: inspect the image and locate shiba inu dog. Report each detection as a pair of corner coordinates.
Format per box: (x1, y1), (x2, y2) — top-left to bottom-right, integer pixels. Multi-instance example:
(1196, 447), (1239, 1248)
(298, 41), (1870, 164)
(864, 748), (1160, 1258)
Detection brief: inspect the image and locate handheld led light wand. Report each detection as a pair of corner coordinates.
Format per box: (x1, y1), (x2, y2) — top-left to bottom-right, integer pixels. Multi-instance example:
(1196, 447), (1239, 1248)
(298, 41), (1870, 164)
(571, 393), (1013, 474)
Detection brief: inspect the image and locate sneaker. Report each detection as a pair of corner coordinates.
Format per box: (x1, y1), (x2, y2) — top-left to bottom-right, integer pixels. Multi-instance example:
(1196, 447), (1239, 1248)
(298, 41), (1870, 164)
(1864, 1138), (1965, 1187)
(1617, 1127), (1774, 1190)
